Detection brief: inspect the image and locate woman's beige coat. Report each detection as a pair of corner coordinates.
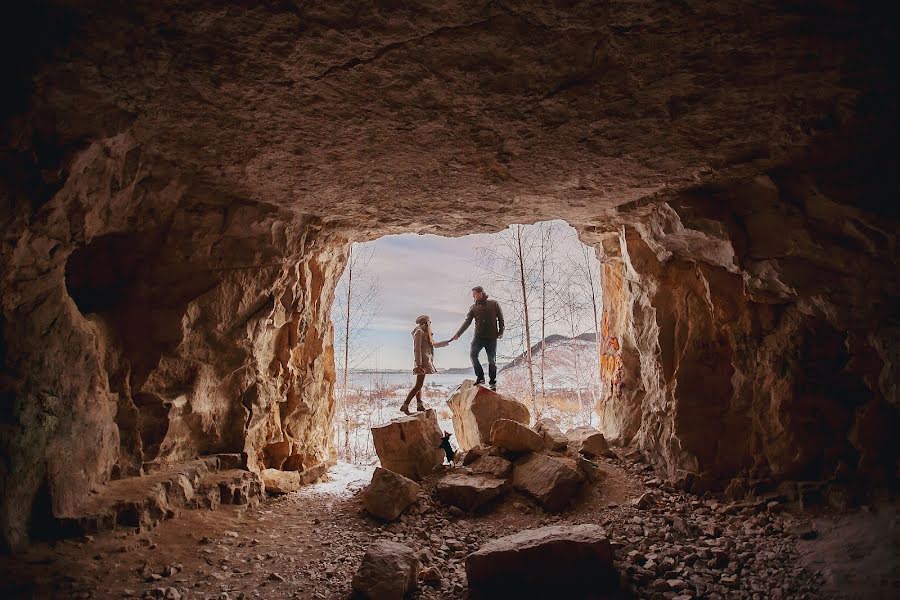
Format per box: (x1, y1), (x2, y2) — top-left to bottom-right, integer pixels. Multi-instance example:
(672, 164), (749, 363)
(412, 325), (448, 374)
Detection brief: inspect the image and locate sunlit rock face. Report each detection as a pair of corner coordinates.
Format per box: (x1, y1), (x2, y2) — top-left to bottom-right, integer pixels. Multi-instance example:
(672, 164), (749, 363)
(1, 1), (896, 549)
(596, 161), (899, 490)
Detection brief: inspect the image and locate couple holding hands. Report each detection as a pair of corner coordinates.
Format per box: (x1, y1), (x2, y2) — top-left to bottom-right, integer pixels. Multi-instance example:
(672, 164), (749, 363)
(400, 286), (505, 415)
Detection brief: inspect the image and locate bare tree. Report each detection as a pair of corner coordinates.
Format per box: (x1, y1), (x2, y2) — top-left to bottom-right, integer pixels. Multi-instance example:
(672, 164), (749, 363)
(579, 243), (603, 402)
(515, 225), (537, 410)
(332, 244), (380, 459)
(473, 225), (543, 413)
(536, 221), (564, 403)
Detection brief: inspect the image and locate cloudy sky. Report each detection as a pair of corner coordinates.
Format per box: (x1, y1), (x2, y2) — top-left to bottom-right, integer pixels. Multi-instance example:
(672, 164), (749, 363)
(331, 221), (599, 370)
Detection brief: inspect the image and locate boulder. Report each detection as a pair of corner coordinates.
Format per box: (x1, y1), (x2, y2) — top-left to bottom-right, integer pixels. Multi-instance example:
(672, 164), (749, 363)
(513, 453), (584, 512)
(435, 473), (508, 512)
(466, 524), (617, 599)
(566, 426), (616, 459)
(490, 419), (544, 453)
(351, 540), (419, 600)
(460, 445), (487, 466)
(534, 418), (568, 451)
(447, 380), (530, 450)
(469, 455), (513, 478)
(260, 467), (324, 494)
(371, 410), (444, 480)
(362, 467), (421, 521)
(575, 455), (603, 483)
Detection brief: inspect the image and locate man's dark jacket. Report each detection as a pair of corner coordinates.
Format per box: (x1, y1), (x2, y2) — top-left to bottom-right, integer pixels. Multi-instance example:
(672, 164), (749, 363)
(455, 298), (504, 340)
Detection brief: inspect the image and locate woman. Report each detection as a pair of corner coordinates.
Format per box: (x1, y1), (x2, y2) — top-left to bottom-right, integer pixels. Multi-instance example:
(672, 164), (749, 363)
(401, 315), (451, 414)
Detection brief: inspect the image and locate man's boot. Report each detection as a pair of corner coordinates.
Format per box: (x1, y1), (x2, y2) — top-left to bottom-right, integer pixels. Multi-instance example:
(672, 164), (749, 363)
(489, 382), (497, 391)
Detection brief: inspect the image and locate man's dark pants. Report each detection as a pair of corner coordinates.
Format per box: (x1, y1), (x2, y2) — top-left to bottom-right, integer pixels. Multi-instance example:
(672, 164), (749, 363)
(470, 337), (498, 385)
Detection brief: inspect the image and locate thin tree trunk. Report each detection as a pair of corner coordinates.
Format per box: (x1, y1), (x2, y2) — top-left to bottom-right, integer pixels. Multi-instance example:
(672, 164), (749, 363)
(342, 246), (352, 455)
(540, 226), (547, 404)
(516, 226), (536, 413)
(583, 246), (602, 402)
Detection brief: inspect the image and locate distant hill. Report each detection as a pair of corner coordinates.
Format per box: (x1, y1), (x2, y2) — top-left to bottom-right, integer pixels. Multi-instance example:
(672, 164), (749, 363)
(496, 333), (600, 391)
(499, 332), (597, 373)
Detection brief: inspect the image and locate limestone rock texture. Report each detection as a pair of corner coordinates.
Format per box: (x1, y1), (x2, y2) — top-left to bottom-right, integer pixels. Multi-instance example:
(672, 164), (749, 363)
(466, 524), (616, 599)
(435, 473), (508, 513)
(447, 380), (530, 451)
(351, 540), (419, 600)
(567, 426), (616, 459)
(512, 453), (585, 512)
(362, 467), (421, 522)
(489, 418), (544, 453)
(1, 1), (897, 550)
(370, 410), (444, 480)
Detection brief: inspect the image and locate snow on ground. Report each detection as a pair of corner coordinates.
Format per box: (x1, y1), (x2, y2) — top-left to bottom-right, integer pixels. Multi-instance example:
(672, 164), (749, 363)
(291, 461), (375, 499)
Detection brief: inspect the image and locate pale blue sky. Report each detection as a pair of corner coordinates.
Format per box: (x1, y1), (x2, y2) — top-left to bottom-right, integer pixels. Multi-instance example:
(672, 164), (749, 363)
(332, 221), (598, 370)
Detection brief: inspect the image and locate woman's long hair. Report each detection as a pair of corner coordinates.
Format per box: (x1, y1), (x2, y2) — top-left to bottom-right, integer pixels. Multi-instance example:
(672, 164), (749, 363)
(415, 315), (435, 346)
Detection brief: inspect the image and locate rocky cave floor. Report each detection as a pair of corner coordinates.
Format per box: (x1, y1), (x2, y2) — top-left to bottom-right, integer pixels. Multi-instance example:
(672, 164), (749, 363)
(1, 456), (897, 600)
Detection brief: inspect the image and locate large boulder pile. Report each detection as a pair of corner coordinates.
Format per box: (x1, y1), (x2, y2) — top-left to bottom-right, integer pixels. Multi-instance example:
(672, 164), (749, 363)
(446, 380), (530, 450)
(466, 524), (617, 599)
(371, 410), (444, 480)
(435, 392), (619, 513)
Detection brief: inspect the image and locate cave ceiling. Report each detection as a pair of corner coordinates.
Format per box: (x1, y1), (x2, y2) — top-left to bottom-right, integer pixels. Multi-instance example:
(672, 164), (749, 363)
(15, 0), (892, 240)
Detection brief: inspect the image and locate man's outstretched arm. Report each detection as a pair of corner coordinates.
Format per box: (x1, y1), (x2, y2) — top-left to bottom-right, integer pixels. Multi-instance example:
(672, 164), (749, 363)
(453, 308), (474, 340)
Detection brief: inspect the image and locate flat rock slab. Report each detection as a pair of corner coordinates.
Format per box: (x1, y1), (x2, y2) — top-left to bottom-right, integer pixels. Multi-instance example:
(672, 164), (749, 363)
(490, 418), (544, 453)
(513, 453), (584, 512)
(363, 467), (421, 521)
(371, 409), (443, 480)
(466, 524), (616, 599)
(435, 473), (508, 512)
(447, 380), (530, 451)
(260, 459), (332, 494)
(352, 540), (419, 600)
(468, 455), (513, 478)
(55, 457), (261, 536)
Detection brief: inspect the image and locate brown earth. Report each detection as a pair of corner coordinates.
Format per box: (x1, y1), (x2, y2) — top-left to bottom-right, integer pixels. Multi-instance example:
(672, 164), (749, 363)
(2, 454), (895, 599)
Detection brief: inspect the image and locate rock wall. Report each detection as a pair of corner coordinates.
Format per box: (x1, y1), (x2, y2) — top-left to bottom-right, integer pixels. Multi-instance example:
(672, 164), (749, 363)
(1, 0), (896, 551)
(595, 157), (899, 492)
(0, 135), (343, 551)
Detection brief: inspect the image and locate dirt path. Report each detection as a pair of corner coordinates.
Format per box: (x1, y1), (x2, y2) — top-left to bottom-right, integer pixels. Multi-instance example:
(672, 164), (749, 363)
(1, 458), (894, 599)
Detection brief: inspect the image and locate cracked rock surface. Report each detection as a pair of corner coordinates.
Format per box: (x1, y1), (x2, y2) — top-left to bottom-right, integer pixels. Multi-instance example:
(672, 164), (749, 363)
(2, 1), (898, 551)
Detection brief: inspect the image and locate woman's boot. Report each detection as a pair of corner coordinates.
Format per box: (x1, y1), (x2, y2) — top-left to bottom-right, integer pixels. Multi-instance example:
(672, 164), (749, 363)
(400, 400), (412, 415)
(416, 401), (426, 412)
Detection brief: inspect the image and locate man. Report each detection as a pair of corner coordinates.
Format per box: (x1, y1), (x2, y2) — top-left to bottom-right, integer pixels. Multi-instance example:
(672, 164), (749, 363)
(452, 286), (504, 390)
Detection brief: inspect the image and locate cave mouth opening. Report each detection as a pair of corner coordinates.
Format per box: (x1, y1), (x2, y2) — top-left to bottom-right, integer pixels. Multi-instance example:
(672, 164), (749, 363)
(329, 219), (611, 466)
